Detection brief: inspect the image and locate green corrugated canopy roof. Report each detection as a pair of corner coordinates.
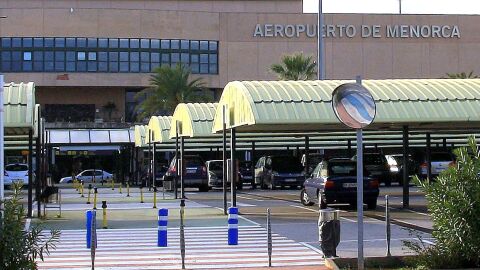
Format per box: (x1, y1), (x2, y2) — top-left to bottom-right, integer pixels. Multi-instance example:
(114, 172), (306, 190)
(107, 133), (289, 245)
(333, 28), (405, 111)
(148, 116), (173, 143)
(212, 79), (480, 133)
(170, 103), (220, 138)
(3, 82), (37, 136)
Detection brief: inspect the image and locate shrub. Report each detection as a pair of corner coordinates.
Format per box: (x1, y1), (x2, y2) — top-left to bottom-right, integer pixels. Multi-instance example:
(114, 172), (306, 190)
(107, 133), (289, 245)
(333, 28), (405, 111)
(0, 183), (61, 269)
(405, 136), (480, 268)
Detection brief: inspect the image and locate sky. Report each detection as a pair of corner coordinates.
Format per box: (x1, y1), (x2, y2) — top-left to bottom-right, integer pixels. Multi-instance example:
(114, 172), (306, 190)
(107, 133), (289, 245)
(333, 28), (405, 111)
(303, 0), (480, 14)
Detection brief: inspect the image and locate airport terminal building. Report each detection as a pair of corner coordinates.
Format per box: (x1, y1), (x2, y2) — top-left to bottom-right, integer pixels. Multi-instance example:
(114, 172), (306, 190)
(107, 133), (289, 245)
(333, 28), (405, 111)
(1, 0), (479, 124)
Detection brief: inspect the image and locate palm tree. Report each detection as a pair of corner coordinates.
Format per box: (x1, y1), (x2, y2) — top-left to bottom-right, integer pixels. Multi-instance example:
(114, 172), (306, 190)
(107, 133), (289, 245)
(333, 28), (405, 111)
(270, 52), (317, 81)
(445, 71), (478, 79)
(136, 63), (210, 120)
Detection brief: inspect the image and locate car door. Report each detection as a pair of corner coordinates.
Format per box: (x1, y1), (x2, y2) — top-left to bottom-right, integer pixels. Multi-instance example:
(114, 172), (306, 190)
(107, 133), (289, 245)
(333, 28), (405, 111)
(305, 162), (323, 199)
(254, 157), (265, 181)
(77, 171), (91, 183)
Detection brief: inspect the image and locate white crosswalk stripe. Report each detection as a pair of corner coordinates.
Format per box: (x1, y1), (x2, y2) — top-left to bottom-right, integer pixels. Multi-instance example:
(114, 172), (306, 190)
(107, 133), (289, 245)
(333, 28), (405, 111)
(37, 225), (324, 269)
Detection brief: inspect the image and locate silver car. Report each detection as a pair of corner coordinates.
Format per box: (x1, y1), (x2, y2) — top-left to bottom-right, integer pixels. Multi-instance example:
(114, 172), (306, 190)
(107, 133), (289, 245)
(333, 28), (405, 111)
(4, 163), (29, 188)
(59, 169), (112, 184)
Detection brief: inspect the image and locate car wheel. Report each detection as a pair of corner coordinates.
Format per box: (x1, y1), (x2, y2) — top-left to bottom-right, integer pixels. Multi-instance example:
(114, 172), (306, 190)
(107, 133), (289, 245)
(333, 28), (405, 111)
(367, 199), (377, 210)
(300, 189), (314, 206)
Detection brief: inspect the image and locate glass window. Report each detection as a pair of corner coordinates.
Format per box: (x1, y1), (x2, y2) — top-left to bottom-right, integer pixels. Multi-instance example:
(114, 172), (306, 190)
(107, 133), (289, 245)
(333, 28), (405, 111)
(171, 40), (179, 49)
(77, 38), (86, 47)
(1, 62), (10, 71)
(1, 51), (10, 61)
(98, 52), (108, 61)
(130, 39), (139, 48)
(151, 52), (160, 62)
(12, 38), (22, 47)
(23, 61), (32, 71)
(200, 54), (208, 63)
(45, 51), (54, 61)
(151, 62), (160, 70)
(23, 38), (33, 47)
(87, 38), (97, 48)
(171, 53), (179, 63)
(55, 61), (65, 71)
(209, 54), (217, 64)
(151, 39), (160, 49)
(88, 52), (96, 61)
(98, 62), (108, 72)
(55, 51), (65, 61)
(181, 40), (189, 50)
(23, 52), (32, 61)
(120, 38), (129, 48)
(11, 61), (21, 71)
(66, 62), (75, 72)
(44, 38), (54, 48)
(200, 64), (208, 74)
(77, 52), (86, 61)
(181, 53), (189, 63)
(190, 40), (199, 50)
(66, 38), (76, 47)
(33, 61), (43, 71)
(209, 64), (217, 74)
(109, 52), (119, 61)
(1, 38), (11, 48)
(141, 62), (150, 72)
(12, 51), (22, 61)
(120, 52), (129, 61)
(140, 39), (150, 48)
(88, 61), (97, 72)
(119, 62), (129, 72)
(191, 54), (199, 63)
(130, 52), (139, 62)
(76, 61), (87, 72)
(66, 51), (76, 61)
(33, 51), (43, 61)
(44, 61), (54, 71)
(200, 41), (209, 50)
(130, 61), (139, 72)
(33, 38), (43, 47)
(161, 40), (170, 49)
(55, 37), (65, 47)
(109, 61), (118, 72)
(190, 63), (199, 73)
(161, 53), (169, 64)
(141, 52), (149, 62)
(209, 41), (218, 51)
(109, 38), (118, 48)
(98, 38), (108, 48)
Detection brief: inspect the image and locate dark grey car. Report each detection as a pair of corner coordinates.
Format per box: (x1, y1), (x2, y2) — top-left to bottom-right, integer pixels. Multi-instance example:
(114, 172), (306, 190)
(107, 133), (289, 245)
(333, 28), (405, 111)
(254, 155), (305, 189)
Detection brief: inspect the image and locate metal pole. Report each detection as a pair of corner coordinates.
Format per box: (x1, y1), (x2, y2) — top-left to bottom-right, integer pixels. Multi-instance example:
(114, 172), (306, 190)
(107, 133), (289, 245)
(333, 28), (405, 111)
(402, 125), (410, 208)
(305, 136), (310, 174)
(153, 142), (157, 188)
(426, 133), (432, 183)
(356, 129), (364, 270)
(36, 116), (42, 217)
(317, 0), (325, 80)
(230, 128), (236, 207)
(385, 195), (391, 257)
(251, 141), (256, 188)
(222, 105), (228, 215)
(175, 122), (179, 199)
(347, 139), (352, 157)
(267, 208), (272, 267)
(0, 75), (4, 202)
(148, 130), (152, 191)
(180, 136), (185, 199)
(180, 199), (186, 269)
(28, 128), (33, 218)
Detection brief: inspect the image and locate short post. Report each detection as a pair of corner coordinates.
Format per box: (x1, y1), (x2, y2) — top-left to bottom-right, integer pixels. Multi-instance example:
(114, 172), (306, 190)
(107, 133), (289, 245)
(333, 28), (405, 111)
(267, 208), (272, 267)
(153, 186), (158, 209)
(86, 184), (92, 204)
(158, 208), (168, 247)
(86, 210), (93, 248)
(140, 186), (144, 203)
(90, 210), (97, 270)
(80, 181), (84, 198)
(119, 183), (122, 194)
(385, 195), (391, 257)
(228, 207), (239, 245)
(180, 199), (186, 269)
(93, 187), (98, 210)
(102, 201), (108, 229)
(111, 178), (115, 190)
(126, 182), (130, 197)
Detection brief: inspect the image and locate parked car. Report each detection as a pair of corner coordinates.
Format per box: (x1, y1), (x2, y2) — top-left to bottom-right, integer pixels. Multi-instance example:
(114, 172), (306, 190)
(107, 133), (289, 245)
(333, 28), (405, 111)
(4, 163), (29, 188)
(301, 153), (325, 174)
(353, 153), (392, 186)
(419, 152), (455, 179)
(254, 155), (305, 189)
(386, 154), (418, 185)
(59, 169), (112, 184)
(154, 164), (169, 187)
(301, 158), (379, 209)
(239, 161), (254, 185)
(163, 155), (209, 192)
(207, 160), (224, 188)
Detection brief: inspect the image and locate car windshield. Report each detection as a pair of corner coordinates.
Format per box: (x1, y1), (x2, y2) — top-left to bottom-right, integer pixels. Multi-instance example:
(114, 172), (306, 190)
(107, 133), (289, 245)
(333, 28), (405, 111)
(431, 153), (453, 161)
(209, 162), (223, 171)
(328, 163), (356, 177)
(363, 154), (385, 165)
(5, 164), (28, 171)
(271, 157), (303, 172)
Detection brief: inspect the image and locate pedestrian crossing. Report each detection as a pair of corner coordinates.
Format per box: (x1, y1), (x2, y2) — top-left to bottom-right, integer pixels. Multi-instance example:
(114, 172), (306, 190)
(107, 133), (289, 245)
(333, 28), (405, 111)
(37, 225), (324, 269)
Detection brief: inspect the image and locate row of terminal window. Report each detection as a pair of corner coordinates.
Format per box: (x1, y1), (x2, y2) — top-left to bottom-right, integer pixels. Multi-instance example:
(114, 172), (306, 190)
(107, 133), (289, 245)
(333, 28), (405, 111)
(0, 37), (218, 74)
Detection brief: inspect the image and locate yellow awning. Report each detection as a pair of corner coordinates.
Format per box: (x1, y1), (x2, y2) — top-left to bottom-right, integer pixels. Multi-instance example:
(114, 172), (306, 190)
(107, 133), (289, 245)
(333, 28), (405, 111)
(148, 116), (173, 143)
(134, 125), (148, 147)
(169, 103), (220, 138)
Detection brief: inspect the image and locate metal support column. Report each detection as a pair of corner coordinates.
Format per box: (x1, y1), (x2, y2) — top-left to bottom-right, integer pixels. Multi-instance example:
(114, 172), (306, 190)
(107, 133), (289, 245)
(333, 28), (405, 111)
(402, 125), (409, 208)
(180, 136), (185, 199)
(230, 128), (237, 207)
(153, 142), (157, 188)
(175, 122), (179, 199)
(426, 133), (432, 182)
(148, 130), (152, 190)
(36, 118), (42, 217)
(222, 106), (228, 215)
(28, 128), (33, 218)
(251, 141), (256, 188)
(305, 136), (310, 174)
(347, 139), (352, 157)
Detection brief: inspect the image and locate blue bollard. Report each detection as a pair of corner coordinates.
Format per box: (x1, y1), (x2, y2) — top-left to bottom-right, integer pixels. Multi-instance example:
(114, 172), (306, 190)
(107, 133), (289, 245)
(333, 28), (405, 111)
(228, 207), (238, 245)
(158, 208), (168, 247)
(86, 210), (93, 249)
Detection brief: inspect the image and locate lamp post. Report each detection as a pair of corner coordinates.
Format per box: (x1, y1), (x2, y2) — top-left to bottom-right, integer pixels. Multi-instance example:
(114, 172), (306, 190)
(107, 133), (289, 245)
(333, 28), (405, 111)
(317, 0), (325, 80)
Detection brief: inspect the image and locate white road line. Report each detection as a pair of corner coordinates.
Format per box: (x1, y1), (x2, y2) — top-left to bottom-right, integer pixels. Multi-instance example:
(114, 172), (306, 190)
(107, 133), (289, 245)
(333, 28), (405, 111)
(299, 242), (324, 255)
(289, 204), (318, 212)
(237, 195), (264, 202)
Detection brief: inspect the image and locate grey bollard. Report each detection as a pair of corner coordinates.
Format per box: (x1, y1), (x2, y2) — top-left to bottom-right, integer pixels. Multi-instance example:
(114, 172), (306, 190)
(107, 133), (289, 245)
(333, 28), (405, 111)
(318, 208), (341, 257)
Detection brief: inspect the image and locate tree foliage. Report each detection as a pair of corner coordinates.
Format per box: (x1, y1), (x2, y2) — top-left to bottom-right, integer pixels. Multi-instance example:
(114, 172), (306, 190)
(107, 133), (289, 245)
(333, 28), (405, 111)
(406, 136), (480, 268)
(135, 63), (211, 120)
(270, 52), (317, 81)
(445, 71), (478, 79)
(0, 184), (61, 269)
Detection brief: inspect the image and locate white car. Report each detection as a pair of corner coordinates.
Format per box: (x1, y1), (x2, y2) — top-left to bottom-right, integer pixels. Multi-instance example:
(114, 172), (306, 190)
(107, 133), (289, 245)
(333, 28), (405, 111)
(59, 170), (113, 184)
(4, 163), (29, 188)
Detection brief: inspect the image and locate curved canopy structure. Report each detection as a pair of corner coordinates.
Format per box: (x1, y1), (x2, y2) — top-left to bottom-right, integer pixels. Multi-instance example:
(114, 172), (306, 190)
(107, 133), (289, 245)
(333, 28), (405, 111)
(3, 82), (37, 136)
(169, 103), (219, 138)
(212, 79), (480, 132)
(148, 116), (173, 143)
(134, 125), (148, 147)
